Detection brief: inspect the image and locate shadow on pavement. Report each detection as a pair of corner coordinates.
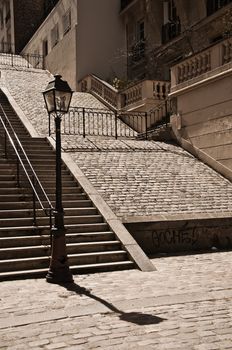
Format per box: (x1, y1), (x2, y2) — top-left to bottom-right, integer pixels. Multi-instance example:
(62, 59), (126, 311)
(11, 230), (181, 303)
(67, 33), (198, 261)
(59, 282), (165, 326)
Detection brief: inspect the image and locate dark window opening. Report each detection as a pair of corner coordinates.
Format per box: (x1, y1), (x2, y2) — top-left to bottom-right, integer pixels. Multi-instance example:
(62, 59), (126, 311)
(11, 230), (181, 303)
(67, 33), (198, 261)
(207, 0), (232, 16)
(43, 39), (48, 56)
(162, 0), (181, 44)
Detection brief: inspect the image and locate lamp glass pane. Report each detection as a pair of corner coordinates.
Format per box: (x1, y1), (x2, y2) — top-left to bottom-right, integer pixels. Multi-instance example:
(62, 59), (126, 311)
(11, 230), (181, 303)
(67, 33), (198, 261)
(44, 90), (55, 113)
(55, 90), (72, 113)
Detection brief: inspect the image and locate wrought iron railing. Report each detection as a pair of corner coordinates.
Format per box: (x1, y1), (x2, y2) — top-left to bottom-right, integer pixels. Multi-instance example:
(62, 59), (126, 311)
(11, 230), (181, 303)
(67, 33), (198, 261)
(0, 104), (54, 227)
(54, 107), (139, 139)
(0, 51), (44, 69)
(48, 101), (171, 140)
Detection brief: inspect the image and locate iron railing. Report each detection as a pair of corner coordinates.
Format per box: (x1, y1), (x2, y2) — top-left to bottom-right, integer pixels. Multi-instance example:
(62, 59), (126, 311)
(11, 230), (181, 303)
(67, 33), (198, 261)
(48, 101), (171, 140)
(0, 104), (54, 227)
(48, 107), (139, 139)
(0, 52), (44, 69)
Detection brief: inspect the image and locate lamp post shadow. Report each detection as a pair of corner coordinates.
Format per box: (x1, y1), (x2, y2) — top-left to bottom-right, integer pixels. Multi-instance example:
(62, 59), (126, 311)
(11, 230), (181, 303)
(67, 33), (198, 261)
(59, 282), (166, 326)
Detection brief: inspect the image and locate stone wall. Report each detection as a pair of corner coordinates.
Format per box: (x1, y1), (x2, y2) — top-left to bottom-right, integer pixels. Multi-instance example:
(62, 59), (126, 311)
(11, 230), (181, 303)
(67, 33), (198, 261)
(126, 216), (232, 254)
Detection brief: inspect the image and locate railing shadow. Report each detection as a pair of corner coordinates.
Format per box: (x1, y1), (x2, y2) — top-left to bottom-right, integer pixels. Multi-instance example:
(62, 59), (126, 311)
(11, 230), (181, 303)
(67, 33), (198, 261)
(59, 282), (166, 326)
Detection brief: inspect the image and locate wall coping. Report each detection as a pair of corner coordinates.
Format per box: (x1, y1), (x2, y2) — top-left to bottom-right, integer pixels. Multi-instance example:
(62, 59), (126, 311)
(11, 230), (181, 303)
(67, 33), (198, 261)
(124, 212), (232, 224)
(47, 136), (156, 272)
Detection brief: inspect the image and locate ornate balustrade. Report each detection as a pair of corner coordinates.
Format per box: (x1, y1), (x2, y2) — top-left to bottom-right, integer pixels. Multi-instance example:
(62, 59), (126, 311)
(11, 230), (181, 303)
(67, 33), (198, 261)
(80, 74), (170, 114)
(80, 75), (118, 109)
(171, 36), (232, 89)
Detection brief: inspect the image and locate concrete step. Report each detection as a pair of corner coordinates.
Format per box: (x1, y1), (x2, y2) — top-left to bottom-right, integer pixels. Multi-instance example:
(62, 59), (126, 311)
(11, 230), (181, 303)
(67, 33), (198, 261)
(0, 207), (98, 218)
(0, 231), (115, 248)
(0, 223), (110, 237)
(0, 260), (134, 280)
(69, 251), (128, 266)
(0, 180), (18, 187)
(0, 199), (92, 210)
(0, 250), (128, 273)
(0, 215), (103, 227)
(0, 241), (121, 259)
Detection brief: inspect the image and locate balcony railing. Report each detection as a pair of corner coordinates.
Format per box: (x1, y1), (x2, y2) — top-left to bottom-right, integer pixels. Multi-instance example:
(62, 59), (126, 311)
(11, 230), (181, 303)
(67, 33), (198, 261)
(130, 40), (145, 63)
(171, 36), (232, 89)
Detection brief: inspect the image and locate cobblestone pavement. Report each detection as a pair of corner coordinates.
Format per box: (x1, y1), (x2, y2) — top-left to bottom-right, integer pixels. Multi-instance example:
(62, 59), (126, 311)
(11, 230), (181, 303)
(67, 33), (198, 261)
(0, 251), (232, 349)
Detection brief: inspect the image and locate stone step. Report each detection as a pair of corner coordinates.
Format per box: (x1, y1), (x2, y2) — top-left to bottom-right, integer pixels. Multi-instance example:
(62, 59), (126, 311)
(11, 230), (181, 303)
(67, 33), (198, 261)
(0, 241), (121, 260)
(0, 207), (98, 218)
(0, 180), (18, 187)
(0, 250), (128, 272)
(0, 199), (92, 210)
(0, 232), (115, 247)
(0, 214), (103, 227)
(0, 223), (110, 237)
(0, 260), (134, 280)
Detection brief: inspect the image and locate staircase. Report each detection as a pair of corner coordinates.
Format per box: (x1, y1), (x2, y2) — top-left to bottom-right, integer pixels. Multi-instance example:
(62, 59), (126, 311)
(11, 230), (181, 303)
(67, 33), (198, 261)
(0, 91), (134, 280)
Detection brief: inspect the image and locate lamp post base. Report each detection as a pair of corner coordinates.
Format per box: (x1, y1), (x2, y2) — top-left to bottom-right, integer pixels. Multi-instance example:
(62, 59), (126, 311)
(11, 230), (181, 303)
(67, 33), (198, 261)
(46, 266), (73, 284)
(46, 227), (73, 284)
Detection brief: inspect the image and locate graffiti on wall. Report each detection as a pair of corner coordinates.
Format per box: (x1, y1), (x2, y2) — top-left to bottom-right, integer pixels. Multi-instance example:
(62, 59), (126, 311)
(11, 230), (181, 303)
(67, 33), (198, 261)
(152, 227), (200, 248)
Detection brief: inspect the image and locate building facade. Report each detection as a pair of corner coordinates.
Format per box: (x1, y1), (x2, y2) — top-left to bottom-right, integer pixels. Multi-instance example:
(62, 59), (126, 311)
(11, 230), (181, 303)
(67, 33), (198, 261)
(121, 0), (232, 81)
(0, 0), (58, 54)
(22, 0), (127, 91)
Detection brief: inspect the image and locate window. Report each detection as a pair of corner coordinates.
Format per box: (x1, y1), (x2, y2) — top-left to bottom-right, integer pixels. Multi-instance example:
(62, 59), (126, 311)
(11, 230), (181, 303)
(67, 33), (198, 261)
(43, 39), (48, 56)
(162, 0), (181, 44)
(0, 10), (3, 28)
(207, 0), (232, 16)
(51, 24), (59, 47)
(63, 9), (71, 35)
(131, 20), (145, 62)
(136, 20), (145, 42)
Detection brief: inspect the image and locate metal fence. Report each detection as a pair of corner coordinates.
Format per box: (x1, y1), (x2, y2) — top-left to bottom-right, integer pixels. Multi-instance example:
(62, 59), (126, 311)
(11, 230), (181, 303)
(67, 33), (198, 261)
(61, 107), (140, 139)
(48, 101), (170, 140)
(0, 52), (44, 69)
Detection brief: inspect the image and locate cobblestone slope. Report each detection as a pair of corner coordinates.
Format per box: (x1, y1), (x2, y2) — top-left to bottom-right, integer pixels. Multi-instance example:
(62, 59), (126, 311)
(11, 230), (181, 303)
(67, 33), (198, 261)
(1, 65), (232, 220)
(70, 144), (232, 219)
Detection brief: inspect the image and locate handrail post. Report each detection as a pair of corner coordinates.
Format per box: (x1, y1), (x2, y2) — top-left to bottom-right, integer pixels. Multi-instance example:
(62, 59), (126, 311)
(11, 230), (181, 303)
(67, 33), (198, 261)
(48, 113), (51, 136)
(32, 175), (36, 226)
(145, 112), (148, 140)
(165, 99), (168, 127)
(4, 117), (7, 158)
(16, 146), (20, 187)
(115, 111), (118, 139)
(83, 107), (86, 138)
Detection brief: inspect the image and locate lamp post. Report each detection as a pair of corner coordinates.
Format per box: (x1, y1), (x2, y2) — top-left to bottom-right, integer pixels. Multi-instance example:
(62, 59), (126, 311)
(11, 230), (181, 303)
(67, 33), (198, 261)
(43, 74), (73, 284)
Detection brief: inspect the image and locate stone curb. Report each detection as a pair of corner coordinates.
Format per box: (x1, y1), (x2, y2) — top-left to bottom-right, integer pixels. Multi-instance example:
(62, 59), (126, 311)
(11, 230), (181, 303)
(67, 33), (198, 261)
(47, 136), (156, 273)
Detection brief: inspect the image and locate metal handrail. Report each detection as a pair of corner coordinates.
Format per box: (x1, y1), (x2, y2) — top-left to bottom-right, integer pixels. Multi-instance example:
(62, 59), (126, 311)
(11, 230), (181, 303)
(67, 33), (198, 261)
(0, 104), (54, 227)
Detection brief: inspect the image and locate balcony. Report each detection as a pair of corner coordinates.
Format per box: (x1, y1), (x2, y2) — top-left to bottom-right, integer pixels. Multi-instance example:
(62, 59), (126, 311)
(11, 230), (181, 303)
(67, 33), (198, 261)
(130, 40), (146, 63)
(162, 20), (181, 44)
(171, 36), (232, 91)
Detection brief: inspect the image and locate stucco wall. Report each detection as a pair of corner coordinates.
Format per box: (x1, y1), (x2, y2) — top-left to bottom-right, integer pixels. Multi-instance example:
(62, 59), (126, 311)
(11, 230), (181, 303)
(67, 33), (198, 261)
(76, 0), (126, 85)
(22, 0), (78, 89)
(45, 26), (77, 90)
(175, 70), (232, 170)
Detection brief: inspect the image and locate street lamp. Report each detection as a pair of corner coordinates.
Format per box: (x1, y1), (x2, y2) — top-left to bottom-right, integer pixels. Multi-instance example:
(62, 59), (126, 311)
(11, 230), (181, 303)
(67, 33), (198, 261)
(43, 74), (73, 284)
